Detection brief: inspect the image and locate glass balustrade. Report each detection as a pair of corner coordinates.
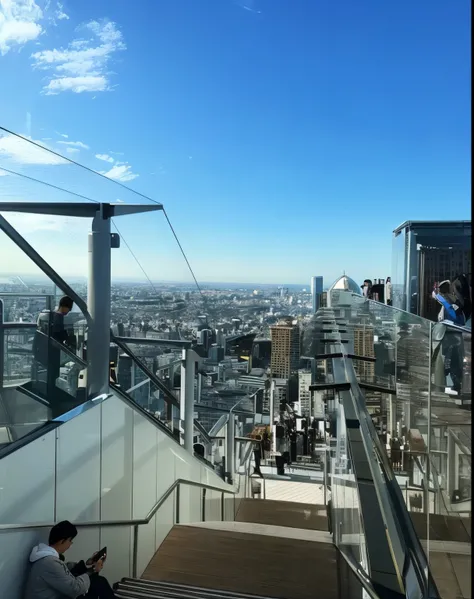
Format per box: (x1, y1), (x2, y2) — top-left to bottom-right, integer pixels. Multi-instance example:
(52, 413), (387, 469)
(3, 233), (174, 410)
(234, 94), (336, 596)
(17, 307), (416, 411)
(310, 290), (471, 597)
(0, 292), (89, 451)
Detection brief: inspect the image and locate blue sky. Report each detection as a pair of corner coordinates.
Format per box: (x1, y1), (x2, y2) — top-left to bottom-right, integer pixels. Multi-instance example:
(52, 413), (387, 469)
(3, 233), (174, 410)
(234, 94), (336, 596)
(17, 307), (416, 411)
(0, 0), (471, 287)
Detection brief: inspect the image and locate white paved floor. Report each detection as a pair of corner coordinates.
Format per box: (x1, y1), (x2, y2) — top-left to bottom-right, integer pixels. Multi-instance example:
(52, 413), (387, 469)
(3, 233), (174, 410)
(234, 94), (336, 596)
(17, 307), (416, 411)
(263, 478), (326, 504)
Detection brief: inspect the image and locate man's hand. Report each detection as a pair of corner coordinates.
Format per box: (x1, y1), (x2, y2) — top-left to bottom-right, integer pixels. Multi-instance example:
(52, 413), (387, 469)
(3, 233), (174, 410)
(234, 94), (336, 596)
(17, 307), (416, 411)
(86, 552), (98, 566)
(92, 558), (104, 573)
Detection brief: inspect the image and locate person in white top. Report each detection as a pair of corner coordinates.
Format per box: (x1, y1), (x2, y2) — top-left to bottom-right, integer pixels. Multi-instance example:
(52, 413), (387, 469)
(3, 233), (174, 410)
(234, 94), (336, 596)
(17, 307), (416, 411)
(385, 277), (392, 306)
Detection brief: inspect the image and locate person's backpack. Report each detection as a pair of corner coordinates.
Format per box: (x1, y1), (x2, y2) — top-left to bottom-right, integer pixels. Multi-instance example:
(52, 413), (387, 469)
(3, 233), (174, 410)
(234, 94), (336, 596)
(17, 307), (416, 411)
(435, 294), (466, 326)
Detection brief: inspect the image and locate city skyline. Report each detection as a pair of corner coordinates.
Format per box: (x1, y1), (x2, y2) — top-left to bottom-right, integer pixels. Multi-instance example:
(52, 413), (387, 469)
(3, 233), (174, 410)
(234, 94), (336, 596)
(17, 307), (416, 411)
(0, 0), (471, 286)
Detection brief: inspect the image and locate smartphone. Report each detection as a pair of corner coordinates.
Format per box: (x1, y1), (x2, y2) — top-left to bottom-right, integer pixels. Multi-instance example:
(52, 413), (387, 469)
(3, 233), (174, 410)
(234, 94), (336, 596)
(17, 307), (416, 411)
(92, 547), (107, 562)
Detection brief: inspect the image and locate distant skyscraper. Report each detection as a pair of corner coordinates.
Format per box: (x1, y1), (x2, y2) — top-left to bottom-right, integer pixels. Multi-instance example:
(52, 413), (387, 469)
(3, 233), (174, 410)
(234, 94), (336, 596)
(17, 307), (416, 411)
(298, 370), (312, 416)
(353, 324), (375, 381)
(270, 319), (300, 379)
(310, 276), (323, 313)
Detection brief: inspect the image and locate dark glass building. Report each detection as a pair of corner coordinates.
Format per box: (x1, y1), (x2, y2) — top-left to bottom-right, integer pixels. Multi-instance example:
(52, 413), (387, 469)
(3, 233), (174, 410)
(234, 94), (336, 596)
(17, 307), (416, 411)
(392, 220), (471, 320)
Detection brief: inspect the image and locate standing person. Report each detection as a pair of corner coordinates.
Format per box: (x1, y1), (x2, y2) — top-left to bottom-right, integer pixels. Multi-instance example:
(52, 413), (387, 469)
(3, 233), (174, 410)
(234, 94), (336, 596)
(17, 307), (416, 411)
(385, 277), (392, 306)
(253, 434), (263, 477)
(433, 281), (465, 394)
(361, 279), (373, 299)
(33, 296), (77, 410)
(452, 274), (471, 322)
(24, 520), (115, 598)
(434, 281), (465, 326)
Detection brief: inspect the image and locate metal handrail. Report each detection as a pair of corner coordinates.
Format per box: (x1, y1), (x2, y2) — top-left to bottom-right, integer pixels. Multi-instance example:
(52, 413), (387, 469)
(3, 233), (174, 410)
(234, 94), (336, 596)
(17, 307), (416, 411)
(0, 477), (237, 532)
(323, 333), (439, 597)
(337, 550), (381, 599)
(2, 322), (36, 330)
(0, 476), (242, 578)
(47, 334), (87, 368)
(111, 335), (179, 408)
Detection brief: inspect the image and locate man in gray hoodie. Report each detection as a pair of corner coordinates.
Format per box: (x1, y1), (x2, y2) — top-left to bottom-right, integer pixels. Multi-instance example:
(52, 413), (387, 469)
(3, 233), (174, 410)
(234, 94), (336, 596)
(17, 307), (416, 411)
(24, 520), (113, 599)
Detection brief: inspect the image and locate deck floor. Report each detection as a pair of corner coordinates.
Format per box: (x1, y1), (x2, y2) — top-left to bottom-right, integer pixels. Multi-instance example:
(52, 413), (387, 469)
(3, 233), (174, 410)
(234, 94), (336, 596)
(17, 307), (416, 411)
(236, 498), (328, 531)
(142, 524), (358, 599)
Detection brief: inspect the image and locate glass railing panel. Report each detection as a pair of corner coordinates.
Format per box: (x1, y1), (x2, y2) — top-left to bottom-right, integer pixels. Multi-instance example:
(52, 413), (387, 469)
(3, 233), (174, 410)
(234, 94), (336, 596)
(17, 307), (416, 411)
(3, 326), (36, 387)
(306, 302), (439, 596)
(1, 290), (89, 452)
(0, 293), (55, 324)
(110, 339), (179, 436)
(330, 399), (370, 579)
(427, 322), (471, 597)
(29, 336), (87, 417)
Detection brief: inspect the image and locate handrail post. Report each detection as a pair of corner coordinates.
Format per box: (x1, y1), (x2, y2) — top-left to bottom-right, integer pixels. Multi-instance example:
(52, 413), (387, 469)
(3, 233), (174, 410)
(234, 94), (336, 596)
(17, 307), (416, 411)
(202, 488), (206, 522)
(132, 524), (139, 578)
(220, 492), (225, 521)
(181, 348), (196, 452)
(175, 484), (180, 524)
(226, 414), (236, 484)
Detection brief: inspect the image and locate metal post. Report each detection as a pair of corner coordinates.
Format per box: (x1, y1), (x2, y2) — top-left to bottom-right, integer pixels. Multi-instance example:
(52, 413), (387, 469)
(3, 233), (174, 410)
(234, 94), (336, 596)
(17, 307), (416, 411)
(221, 492), (225, 521)
(323, 449), (327, 505)
(181, 348), (195, 452)
(202, 488), (206, 522)
(132, 525), (139, 578)
(87, 207), (111, 397)
(175, 485), (180, 524)
(425, 322), (433, 561)
(226, 414), (236, 484)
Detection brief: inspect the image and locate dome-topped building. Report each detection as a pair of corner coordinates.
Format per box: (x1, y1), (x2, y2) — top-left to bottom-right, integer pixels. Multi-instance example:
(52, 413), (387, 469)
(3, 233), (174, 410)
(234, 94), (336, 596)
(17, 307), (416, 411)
(326, 273), (362, 308)
(328, 274), (362, 295)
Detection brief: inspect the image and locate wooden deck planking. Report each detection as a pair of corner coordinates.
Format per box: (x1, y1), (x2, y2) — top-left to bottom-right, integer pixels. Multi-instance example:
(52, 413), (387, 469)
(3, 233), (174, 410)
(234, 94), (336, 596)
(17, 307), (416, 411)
(235, 498), (328, 531)
(142, 525), (351, 599)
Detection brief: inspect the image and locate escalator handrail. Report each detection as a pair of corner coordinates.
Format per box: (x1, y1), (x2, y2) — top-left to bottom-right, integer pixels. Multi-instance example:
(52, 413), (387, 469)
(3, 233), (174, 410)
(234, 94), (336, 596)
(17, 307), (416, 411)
(330, 336), (440, 598)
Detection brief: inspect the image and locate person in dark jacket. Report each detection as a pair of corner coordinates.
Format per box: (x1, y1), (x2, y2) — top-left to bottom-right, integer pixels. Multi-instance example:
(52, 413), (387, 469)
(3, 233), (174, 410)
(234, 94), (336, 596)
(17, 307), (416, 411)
(24, 520), (114, 599)
(32, 296), (78, 412)
(452, 273), (471, 321)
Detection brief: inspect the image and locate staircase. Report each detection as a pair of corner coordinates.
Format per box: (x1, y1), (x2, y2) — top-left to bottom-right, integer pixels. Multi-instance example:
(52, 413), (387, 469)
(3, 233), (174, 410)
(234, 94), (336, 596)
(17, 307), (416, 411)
(114, 579), (277, 599)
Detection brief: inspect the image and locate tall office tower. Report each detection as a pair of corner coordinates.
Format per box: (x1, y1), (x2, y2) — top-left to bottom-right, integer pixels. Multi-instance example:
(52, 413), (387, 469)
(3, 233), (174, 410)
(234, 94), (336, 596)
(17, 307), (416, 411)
(310, 276), (323, 313)
(298, 370), (312, 416)
(270, 319), (300, 379)
(353, 324), (375, 381)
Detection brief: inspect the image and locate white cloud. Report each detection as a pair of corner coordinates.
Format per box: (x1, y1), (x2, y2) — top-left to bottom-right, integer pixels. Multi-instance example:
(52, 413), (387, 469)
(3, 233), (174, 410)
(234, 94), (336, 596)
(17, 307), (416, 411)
(55, 131), (68, 138)
(0, 0), (43, 55)
(95, 153), (114, 163)
(4, 212), (64, 233)
(66, 147), (79, 154)
(44, 74), (108, 94)
(55, 2), (68, 20)
(57, 140), (89, 149)
(100, 163), (139, 182)
(31, 20), (125, 94)
(0, 168), (8, 176)
(0, 133), (67, 165)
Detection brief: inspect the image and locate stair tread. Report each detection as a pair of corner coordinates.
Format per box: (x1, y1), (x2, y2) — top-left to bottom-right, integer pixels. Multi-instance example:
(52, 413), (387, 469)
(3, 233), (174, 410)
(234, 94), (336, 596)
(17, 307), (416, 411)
(118, 578), (280, 599)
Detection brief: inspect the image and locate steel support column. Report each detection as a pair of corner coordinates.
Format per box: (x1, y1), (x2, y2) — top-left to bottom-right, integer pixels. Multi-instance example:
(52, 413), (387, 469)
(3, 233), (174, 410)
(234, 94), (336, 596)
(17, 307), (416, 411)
(87, 207), (111, 396)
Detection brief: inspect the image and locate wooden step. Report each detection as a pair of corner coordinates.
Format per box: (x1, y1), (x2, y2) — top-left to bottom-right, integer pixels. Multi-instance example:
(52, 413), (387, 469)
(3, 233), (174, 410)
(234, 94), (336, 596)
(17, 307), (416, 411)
(142, 525), (344, 599)
(236, 498), (328, 531)
(116, 578), (277, 598)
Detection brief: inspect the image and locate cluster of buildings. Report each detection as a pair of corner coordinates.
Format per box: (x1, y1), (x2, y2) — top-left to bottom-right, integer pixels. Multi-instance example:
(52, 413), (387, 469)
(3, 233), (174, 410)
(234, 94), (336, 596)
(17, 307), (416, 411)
(1, 220), (471, 456)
